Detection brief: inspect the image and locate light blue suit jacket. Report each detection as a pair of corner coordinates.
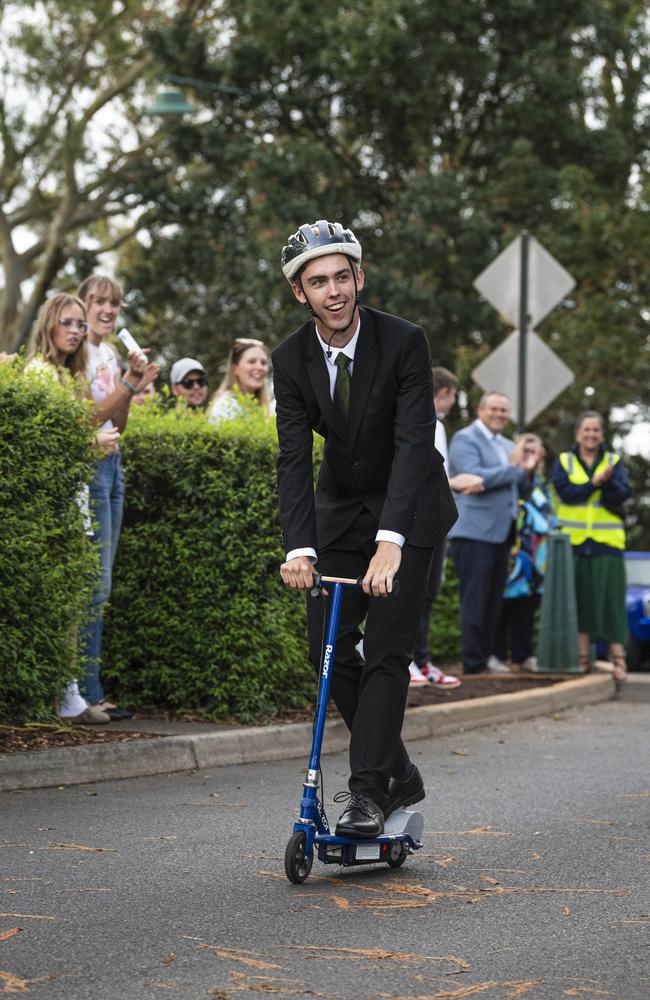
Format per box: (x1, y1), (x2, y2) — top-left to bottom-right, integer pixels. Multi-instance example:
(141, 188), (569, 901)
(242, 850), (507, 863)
(448, 421), (530, 543)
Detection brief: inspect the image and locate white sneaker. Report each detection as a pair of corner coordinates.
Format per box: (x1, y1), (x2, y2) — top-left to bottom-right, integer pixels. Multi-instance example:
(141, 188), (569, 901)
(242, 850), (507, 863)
(486, 655), (512, 674)
(420, 662), (462, 689)
(408, 662), (428, 686)
(59, 680), (89, 718)
(521, 656), (538, 673)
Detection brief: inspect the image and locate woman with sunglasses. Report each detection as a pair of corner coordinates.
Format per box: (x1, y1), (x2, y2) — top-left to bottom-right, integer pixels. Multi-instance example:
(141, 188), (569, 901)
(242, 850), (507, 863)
(26, 293), (119, 723)
(207, 338), (273, 424)
(77, 274), (159, 721)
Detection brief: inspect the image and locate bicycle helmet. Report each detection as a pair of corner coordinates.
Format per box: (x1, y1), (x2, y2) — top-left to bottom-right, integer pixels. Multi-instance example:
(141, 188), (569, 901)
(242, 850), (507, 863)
(281, 220), (362, 282)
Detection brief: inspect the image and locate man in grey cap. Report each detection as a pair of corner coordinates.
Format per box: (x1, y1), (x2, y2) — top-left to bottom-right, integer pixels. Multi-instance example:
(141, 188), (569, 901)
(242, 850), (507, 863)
(170, 358), (208, 408)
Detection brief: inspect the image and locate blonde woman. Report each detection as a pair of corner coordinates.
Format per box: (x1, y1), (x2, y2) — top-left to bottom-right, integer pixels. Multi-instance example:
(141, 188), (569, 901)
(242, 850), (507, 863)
(26, 292), (117, 723)
(207, 338), (273, 424)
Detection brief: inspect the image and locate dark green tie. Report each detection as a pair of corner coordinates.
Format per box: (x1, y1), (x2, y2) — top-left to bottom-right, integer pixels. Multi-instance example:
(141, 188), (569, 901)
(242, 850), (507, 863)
(334, 352), (352, 418)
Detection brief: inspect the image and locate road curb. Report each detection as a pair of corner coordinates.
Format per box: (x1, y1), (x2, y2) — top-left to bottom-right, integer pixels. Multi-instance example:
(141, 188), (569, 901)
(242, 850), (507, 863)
(0, 674), (615, 792)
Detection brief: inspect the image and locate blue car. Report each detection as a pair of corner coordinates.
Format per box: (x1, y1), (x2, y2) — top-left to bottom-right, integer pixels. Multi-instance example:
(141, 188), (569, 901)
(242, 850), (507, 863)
(625, 551), (650, 671)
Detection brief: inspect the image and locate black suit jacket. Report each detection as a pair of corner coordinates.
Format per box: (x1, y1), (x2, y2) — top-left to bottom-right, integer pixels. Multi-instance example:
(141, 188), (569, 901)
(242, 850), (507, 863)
(272, 306), (457, 553)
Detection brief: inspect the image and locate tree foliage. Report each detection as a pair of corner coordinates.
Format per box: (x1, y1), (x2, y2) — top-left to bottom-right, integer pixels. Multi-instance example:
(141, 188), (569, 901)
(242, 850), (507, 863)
(0, 0), (210, 351)
(109, 0), (649, 429)
(2, 0), (648, 520)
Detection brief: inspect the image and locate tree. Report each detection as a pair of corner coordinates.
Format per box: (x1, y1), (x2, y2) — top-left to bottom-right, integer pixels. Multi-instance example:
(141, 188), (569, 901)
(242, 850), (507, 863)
(116, 0), (649, 419)
(0, 0), (210, 352)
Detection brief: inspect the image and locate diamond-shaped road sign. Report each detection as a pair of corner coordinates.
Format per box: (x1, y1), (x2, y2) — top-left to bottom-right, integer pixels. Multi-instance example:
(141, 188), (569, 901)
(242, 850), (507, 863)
(474, 233), (575, 328)
(472, 329), (574, 424)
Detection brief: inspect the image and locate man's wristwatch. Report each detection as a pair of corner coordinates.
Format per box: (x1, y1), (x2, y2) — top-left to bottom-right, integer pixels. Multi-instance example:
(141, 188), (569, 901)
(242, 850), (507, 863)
(120, 376), (138, 395)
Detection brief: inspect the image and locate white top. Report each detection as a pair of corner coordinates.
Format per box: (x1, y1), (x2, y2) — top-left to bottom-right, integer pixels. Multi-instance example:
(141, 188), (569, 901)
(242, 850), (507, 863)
(86, 341), (120, 432)
(208, 390), (242, 425)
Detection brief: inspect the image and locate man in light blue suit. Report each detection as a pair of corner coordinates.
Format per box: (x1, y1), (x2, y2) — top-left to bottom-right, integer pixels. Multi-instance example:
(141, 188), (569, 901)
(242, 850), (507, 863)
(448, 391), (536, 675)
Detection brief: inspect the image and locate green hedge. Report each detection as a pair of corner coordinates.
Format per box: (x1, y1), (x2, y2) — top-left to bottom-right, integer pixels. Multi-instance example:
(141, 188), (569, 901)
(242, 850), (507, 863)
(102, 402), (314, 722)
(0, 362), (96, 723)
(103, 402), (461, 721)
(1, 369), (461, 725)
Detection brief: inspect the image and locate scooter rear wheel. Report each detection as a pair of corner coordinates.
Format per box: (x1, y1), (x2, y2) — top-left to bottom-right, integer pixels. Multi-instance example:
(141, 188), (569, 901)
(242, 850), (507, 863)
(285, 831), (313, 884)
(387, 843), (408, 868)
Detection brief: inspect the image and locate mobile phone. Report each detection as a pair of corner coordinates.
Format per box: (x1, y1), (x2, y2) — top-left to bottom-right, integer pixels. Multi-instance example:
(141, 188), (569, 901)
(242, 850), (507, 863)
(117, 329), (147, 363)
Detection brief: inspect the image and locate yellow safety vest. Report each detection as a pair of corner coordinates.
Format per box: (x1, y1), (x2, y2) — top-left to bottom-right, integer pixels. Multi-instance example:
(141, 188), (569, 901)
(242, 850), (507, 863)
(556, 451), (625, 550)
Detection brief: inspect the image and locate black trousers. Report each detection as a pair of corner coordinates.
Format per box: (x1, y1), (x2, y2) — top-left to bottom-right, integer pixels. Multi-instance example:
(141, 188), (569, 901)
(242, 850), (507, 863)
(307, 511), (434, 808)
(449, 535), (512, 674)
(493, 593), (541, 664)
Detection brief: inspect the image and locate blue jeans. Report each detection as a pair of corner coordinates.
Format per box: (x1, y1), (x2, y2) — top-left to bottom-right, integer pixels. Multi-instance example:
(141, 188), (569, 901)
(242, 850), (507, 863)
(79, 453), (124, 704)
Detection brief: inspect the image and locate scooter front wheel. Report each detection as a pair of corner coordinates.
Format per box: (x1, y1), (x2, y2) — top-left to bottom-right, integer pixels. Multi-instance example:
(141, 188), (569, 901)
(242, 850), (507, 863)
(284, 831), (313, 884)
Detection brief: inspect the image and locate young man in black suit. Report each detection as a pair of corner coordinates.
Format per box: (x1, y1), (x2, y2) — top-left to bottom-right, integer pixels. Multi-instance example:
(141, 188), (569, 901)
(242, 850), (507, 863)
(272, 221), (457, 838)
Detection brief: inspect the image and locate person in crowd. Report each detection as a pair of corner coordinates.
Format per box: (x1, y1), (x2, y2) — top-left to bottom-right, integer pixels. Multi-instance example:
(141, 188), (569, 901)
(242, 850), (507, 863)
(552, 411), (631, 683)
(490, 433), (554, 673)
(448, 391), (537, 676)
(409, 367), (483, 689)
(170, 358), (208, 408)
(207, 338), (273, 424)
(26, 292), (119, 724)
(273, 220), (457, 838)
(133, 381), (156, 405)
(77, 274), (159, 721)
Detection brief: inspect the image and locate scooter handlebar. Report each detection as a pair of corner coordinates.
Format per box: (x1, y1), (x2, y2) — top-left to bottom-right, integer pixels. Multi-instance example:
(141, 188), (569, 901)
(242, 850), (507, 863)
(311, 574), (400, 598)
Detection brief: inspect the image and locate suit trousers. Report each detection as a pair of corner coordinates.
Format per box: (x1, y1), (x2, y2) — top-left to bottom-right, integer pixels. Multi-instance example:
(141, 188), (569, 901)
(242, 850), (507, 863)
(307, 511), (434, 808)
(449, 535), (512, 674)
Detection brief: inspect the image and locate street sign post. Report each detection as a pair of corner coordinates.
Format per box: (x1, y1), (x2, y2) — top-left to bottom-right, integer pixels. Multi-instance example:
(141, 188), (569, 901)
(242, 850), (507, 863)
(471, 329), (575, 425)
(473, 232), (576, 429)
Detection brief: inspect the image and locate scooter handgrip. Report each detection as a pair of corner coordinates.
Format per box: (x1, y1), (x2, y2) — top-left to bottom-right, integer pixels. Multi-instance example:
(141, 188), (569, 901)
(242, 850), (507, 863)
(354, 577), (400, 597)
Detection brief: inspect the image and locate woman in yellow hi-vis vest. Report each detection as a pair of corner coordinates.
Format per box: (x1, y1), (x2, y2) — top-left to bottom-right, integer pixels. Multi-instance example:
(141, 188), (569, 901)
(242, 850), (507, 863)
(551, 411), (631, 682)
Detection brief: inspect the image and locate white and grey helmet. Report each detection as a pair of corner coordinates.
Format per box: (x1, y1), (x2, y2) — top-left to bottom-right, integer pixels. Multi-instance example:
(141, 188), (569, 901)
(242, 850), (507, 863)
(280, 220), (362, 282)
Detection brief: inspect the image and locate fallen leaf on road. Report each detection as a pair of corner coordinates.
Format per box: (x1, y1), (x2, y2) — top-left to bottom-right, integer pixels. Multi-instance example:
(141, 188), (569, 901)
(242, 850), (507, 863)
(189, 942), (286, 971)
(479, 876), (500, 885)
(451, 750), (469, 756)
(281, 944), (469, 971)
(0, 969), (30, 992)
(49, 842), (118, 852)
(0, 929), (21, 942)
(562, 907), (572, 916)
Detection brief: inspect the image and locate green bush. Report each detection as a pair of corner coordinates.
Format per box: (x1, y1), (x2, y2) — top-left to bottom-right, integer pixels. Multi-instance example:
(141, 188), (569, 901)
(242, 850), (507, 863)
(0, 362), (96, 723)
(102, 403), (315, 722)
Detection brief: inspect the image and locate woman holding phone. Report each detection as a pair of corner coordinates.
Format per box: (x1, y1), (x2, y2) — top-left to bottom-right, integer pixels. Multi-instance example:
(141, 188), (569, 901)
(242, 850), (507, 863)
(77, 275), (159, 720)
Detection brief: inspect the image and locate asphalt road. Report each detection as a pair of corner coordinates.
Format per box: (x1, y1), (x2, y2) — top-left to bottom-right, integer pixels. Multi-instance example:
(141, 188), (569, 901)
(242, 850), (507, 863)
(1, 677), (649, 1000)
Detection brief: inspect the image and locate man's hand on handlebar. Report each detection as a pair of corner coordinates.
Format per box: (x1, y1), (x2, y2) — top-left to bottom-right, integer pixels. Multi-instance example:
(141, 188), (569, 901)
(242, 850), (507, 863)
(280, 555), (316, 590)
(362, 540), (402, 598)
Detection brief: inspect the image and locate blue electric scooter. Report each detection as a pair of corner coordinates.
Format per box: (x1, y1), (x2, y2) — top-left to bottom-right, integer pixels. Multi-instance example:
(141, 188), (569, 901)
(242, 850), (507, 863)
(284, 574), (424, 884)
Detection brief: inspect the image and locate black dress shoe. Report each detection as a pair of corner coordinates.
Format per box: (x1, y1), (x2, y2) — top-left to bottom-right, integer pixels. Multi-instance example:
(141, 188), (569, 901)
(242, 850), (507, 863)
(335, 794), (384, 839)
(385, 764), (425, 818)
